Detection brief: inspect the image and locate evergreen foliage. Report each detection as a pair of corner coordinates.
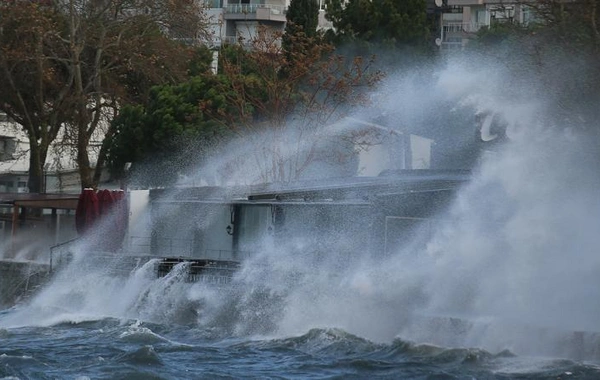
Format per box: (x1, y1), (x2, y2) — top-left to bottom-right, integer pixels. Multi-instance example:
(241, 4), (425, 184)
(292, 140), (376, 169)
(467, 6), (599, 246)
(107, 75), (233, 186)
(285, 0), (320, 38)
(325, 0), (429, 47)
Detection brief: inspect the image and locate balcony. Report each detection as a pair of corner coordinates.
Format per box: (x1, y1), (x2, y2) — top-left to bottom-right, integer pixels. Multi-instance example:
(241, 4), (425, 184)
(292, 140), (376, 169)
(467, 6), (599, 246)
(442, 22), (486, 34)
(223, 4), (287, 22)
(447, 0), (485, 5)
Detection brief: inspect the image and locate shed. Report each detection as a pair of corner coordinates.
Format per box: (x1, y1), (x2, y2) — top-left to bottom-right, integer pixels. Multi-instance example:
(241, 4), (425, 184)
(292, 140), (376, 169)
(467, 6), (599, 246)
(0, 193), (79, 256)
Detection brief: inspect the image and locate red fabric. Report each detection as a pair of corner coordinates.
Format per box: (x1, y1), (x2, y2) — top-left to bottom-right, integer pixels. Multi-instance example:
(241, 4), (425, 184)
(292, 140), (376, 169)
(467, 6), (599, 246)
(98, 189), (115, 217)
(75, 188), (99, 235)
(75, 189), (129, 252)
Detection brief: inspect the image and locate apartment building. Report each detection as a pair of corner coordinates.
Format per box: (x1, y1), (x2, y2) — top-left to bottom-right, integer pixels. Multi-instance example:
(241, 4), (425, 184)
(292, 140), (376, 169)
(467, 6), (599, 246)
(203, 0), (333, 48)
(203, 0), (289, 47)
(438, 0), (537, 49)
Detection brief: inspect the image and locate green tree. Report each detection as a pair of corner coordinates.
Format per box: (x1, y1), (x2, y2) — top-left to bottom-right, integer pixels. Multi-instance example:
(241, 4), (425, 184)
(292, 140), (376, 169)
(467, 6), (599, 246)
(283, 0), (321, 67)
(285, 0), (319, 38)
(325, 0), (429, 47)
(107, 74), (233, 186)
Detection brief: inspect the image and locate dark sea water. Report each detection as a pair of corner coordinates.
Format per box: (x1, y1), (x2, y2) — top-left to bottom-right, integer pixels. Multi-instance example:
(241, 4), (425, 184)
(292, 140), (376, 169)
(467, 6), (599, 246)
(1, 309), (600, 380)
(0, 319), (595, 380)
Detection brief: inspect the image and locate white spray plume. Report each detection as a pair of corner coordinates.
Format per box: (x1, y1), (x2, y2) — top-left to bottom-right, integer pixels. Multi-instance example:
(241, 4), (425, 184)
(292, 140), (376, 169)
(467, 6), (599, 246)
(3, 52), (600, 361)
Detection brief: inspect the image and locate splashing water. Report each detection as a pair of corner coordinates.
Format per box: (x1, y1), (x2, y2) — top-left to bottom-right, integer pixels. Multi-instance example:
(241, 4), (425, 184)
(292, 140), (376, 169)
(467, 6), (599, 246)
(2, 56), (600, 365)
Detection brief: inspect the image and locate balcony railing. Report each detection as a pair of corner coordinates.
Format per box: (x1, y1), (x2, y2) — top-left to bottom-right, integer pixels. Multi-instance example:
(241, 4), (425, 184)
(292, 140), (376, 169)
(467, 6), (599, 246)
(223, 35), (241, 45)
(442, 22), (486, 34)
(224, 4), (286, 16)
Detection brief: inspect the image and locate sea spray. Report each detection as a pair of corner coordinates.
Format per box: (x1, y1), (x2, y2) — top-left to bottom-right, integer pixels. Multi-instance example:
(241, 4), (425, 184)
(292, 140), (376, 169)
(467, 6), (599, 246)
(3, 55), (600, 362)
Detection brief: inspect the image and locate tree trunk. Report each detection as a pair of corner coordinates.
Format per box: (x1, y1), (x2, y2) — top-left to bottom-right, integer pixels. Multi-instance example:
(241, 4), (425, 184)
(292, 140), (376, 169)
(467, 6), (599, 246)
(77, 130), (94, 189)
(93, 126), (114, 187)
(27, 142), (46, 194)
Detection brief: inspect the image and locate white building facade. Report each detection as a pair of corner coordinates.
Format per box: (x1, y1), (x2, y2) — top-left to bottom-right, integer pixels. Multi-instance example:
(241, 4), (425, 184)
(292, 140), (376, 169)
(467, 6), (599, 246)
(438, 0), (538, 50)
(203, 0), (332, 48)
(0, 115), (106, 194)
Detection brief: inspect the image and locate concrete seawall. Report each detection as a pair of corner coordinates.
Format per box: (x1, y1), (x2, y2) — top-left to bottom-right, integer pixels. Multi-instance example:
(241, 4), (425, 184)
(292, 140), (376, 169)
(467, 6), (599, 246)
(0, 260), (50, 309)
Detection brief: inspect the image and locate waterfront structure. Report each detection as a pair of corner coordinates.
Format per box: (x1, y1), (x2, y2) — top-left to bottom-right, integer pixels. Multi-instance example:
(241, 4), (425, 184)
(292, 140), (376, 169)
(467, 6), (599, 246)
(0, 192), (79, 261)
(145, 170), (468, 264)
(42, 169), (467, 285)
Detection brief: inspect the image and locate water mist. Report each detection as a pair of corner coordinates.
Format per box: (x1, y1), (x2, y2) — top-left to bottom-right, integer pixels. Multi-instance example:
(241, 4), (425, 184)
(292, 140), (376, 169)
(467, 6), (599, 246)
(3, 52), (600, 362)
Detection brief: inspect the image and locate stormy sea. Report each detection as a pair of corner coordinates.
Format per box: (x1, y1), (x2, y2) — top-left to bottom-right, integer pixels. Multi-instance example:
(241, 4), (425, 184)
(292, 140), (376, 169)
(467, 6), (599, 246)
(4, 55), (600, 379)
(1, 318), (599, 380)
(2, 231), (600, 380)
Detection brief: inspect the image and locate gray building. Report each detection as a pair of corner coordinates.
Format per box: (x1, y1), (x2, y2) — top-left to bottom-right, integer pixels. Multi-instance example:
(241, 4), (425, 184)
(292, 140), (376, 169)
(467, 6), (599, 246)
(147, 170), (469, 263)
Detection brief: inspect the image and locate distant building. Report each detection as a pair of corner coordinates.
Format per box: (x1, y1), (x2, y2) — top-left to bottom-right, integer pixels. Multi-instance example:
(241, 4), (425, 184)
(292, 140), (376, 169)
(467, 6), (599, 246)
(203, 0), (338, 49)
(316, 117), (434, 179)
(437, 0), (538, 50)
(0, 113), (107, 194)
(204, 0), (288, 48)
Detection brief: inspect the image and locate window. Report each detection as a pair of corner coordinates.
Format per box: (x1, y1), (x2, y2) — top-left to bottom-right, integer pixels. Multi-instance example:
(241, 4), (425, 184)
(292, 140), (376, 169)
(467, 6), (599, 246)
(205, 0), (222, 7)
(521, 6), (537, 25)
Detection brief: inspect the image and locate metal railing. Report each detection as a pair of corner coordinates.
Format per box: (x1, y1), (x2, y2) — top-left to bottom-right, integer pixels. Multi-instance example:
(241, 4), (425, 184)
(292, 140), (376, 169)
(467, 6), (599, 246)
(1, 263), (50, 305)
(156, 257), (241, 284)
(49, 238), (80, 272)
(442, 22), (486, 33)
(48, 235), (253, 284)
(224, 3), (286, 15)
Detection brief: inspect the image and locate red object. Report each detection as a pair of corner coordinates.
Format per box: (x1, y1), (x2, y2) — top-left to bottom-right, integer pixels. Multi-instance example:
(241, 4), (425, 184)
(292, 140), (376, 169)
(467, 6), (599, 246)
(98, 189), (115, 217)
(75, 188), (99, 235)
(75, 188), (129, 251)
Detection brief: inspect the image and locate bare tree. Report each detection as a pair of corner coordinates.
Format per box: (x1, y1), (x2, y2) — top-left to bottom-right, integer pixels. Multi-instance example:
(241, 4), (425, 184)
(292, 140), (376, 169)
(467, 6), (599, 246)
(213, 27), (382, 183)
(0, 3), (72, 193)
(0, 0), (211, 193)
(59, 0), (211, 189)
